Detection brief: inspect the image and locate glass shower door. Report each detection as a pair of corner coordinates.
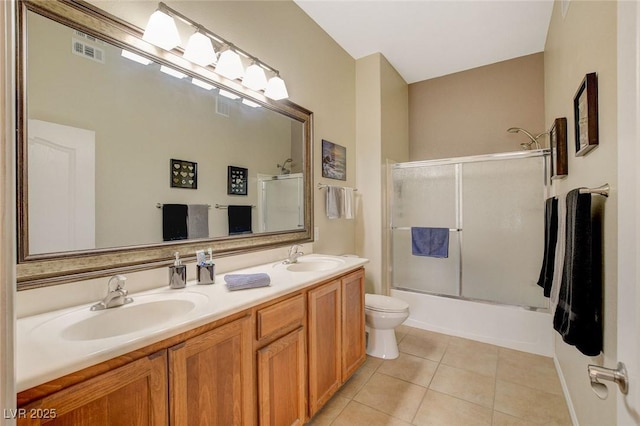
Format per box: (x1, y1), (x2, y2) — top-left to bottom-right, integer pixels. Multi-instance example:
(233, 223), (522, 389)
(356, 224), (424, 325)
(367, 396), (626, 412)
(391, 164), (461, 296)
(460, 156), (548, 308)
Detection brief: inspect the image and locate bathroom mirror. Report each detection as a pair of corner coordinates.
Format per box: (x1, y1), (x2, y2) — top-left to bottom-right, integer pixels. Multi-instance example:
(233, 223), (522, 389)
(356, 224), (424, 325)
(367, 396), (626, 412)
(16, 0), (313, 289)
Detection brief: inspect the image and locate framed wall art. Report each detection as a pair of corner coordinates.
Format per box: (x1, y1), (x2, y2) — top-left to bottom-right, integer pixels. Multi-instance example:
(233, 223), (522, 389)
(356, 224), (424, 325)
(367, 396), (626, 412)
(170, 159), (197, 189)
(550, 117), (568, 179)
(228, 166), (248, 195)
(573, 72), (599, 156)
(321, 139), (346, 181)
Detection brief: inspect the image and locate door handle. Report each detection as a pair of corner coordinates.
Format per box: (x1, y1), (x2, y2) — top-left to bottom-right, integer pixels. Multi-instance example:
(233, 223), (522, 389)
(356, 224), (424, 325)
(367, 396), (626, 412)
(587, 362), (629, 399)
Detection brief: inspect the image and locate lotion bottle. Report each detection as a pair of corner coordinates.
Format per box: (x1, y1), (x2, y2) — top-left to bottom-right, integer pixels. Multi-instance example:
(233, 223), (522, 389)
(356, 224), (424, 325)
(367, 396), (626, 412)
(169, 251), (187, 289)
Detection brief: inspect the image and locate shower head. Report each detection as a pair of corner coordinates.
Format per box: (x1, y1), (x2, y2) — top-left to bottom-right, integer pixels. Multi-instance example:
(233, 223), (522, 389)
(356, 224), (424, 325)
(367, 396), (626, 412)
(507, 127), (546, 150)
(277, 158), (293, 174)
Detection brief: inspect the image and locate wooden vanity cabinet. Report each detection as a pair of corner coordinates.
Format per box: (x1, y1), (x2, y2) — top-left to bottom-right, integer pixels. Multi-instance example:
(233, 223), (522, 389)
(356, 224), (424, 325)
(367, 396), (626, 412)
(168, 316), (253, 426)
(255, 294), (307, 426)
(17, 350), (168, 426)
(308, 268), (366, 416)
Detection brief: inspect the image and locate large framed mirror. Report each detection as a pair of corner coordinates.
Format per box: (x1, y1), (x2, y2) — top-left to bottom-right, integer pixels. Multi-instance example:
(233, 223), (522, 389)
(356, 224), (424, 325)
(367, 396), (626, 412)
(16, 0), (313, 289)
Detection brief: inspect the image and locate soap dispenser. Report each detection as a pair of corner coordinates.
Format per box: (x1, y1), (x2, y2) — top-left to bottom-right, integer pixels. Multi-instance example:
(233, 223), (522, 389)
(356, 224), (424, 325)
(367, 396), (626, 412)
(169, 251), (187, 289)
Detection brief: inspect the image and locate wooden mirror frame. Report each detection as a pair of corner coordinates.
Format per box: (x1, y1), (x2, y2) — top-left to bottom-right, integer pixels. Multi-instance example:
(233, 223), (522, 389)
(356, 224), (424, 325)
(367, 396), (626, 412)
(16, 0), (313, 290)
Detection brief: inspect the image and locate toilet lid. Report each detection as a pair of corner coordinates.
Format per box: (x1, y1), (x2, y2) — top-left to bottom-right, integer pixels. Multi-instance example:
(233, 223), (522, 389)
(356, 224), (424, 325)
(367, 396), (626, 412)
(365, 294), (409, 313)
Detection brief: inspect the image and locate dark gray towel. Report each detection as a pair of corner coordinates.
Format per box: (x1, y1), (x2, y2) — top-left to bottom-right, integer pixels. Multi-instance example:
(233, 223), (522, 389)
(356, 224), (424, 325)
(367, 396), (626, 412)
(228, 205), (252, 235)
(224, 273), (270, 291)
(537, 197), (558, 297)
(553, 189), (602, 356)
(162, 204), (188, 241)
(187, 204), (209, 239)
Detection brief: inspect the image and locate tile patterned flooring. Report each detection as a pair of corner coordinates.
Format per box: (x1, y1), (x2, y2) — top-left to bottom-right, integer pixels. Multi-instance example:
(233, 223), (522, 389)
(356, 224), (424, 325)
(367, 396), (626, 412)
(308, 325), (572, 425)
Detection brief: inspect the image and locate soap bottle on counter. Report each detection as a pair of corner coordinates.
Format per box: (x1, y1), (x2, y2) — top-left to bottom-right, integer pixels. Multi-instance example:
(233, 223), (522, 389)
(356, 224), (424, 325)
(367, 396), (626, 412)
(169, 251), (187, 289)
(197, 248), (215, 285)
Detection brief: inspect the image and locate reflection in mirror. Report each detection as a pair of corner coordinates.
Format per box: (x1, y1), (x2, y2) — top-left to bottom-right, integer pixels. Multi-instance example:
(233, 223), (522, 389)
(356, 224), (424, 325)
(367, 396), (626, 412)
(26, 11), (303, 254)
(17, 0), (313, 289)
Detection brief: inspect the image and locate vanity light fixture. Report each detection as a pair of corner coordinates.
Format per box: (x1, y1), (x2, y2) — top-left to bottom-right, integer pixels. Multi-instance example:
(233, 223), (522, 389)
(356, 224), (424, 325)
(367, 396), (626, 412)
(142, 5), (181, 51)
(265, 74), (289, 100)
(219, 89), (241, 100)
(121, 49), (152, 65)
(242, 62), (268, 91)
(143, 2), (289, 100)
(241, 98), (261, 108)
(192, 78), (215, 90)
(183, 28), (217, 67)
(215, 47), (245, 81)
(160, 65), (187, 79)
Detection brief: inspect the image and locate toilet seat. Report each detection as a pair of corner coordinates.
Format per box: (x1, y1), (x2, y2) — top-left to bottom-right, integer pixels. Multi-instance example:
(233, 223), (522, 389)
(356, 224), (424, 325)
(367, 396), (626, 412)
(365, 294), (409, 313)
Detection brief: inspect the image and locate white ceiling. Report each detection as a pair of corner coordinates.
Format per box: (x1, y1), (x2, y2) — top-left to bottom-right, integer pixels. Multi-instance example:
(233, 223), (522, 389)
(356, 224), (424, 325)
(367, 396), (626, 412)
(294, 0), (554, 84)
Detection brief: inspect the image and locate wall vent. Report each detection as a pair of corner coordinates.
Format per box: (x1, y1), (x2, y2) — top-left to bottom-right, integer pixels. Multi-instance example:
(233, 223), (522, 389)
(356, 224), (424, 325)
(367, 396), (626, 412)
(72, 38), (105, 64)
(216, 97), (230, 117)
(74, 30), (103, 45)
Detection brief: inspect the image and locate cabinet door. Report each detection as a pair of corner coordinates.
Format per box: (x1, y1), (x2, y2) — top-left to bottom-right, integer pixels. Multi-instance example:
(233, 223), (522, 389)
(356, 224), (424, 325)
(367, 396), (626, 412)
(307, 280), (341, 415)
(18, 351), (168, 426)
(341, 269), (366, 381)
(169, 316), (253, 426)
(257, 327), (306, 426)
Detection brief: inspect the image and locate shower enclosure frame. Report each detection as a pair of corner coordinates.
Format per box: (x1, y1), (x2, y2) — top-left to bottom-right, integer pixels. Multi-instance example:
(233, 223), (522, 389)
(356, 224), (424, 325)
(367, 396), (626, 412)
(386, 149), (551, 312)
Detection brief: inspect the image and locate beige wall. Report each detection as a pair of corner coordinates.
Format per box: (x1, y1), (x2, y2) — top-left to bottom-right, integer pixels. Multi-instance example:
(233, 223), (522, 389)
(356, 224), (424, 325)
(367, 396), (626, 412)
(409, 53), (545, 160)
(545, 0), (618, 424)
(355, 53), (408, 294)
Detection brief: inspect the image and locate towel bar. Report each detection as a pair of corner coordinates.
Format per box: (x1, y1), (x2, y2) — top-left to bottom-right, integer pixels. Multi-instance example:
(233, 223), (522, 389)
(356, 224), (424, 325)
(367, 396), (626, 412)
(392, 227), (461, 232)
(215, 204), (256, 209)
(156, 203), (211, 209)
(317, 183), (358, 191)
(579, 183), (610, 197)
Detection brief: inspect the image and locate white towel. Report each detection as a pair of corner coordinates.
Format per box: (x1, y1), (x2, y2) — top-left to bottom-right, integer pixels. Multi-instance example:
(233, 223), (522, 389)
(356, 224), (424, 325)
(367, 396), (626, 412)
(326, 186), (341, 219)
(550, 194), (566, 312)
(342, 187), (355, 219)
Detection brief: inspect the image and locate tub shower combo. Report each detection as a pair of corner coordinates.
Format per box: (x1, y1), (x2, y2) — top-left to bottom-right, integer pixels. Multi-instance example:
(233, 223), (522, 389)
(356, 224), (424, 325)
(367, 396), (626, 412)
(388, 150), (554, 354)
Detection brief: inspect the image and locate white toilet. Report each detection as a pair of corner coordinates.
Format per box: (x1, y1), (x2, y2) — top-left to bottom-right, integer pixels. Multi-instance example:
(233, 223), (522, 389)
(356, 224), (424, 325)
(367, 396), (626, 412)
(364, 294), (410, 359)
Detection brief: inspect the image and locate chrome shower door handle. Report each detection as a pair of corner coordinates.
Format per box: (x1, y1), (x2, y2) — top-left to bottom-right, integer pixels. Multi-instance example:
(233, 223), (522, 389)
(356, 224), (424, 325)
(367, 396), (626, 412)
(587, 362), (629, 399)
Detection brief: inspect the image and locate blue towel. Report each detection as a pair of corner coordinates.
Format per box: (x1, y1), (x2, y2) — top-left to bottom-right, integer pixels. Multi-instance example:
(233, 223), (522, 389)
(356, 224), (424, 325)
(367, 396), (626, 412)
(224, 273), (271, 291)
(411, 227), (449, 258)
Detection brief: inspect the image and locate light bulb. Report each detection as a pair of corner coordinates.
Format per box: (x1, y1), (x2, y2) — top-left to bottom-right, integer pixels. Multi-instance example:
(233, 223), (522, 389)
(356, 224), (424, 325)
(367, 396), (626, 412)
(142, 9), (181, 51)
(160, 65), (186, 79)
(265, 75), (289, 100)
(183, 31), (217, 67)
(242, 63), (268, 91)
(215, 49), (244, 80)
(121, 49), (152, 65)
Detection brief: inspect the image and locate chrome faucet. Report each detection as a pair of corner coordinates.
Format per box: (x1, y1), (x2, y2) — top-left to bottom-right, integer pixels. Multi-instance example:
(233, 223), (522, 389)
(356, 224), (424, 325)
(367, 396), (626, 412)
(284, 244), (304, 264)
(91, 275), (133, 311)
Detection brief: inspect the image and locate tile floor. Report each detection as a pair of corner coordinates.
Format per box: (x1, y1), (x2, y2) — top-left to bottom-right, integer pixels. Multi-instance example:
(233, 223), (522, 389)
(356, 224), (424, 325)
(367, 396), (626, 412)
(308, 325), (572, 425)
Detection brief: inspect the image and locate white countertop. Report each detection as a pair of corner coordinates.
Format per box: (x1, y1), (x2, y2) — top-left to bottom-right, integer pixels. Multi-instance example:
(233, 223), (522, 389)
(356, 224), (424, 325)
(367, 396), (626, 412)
(16, 254), (368, 392)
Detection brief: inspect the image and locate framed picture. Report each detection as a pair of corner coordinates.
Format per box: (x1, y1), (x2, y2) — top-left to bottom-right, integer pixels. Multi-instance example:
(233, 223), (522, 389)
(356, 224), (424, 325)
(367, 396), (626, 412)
(573, 72), (599, 156)
(170, 159), (197, 189)
(550, 117), (568, 179)
(228, 166), (248, 195)
(321, 139), (346, 181)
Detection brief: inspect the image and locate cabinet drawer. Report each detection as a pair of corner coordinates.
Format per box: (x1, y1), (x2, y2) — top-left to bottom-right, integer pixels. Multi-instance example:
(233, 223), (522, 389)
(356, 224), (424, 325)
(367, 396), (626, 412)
(257, 294), (305, 341)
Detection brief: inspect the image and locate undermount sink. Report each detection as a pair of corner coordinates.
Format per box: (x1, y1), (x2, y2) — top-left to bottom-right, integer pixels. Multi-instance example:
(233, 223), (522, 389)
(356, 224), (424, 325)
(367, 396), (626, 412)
(285, 256), (345, 272)
(32, 292), (209, 342)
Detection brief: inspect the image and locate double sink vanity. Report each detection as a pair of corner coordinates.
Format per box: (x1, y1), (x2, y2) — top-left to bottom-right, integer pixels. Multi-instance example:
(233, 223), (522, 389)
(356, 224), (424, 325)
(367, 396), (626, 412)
(16, 254), (368, 425)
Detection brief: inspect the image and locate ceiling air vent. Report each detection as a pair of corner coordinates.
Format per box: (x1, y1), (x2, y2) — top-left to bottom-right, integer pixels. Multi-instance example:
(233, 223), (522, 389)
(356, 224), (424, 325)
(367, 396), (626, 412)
(72, 38), (105, 64)
(216, 97), (230, 118)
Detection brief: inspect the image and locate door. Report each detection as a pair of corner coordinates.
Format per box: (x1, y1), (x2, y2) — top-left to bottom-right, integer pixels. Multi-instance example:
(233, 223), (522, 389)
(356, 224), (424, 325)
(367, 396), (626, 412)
(307, 280), (341, 416)
(257, 327), (306, 426)
(18, 351), (168, 425)
(168, 317), (253, 426)
(341, 269), (366, 381)
(27, 119), (95, 254)
(258, 174), (303, 233)
(617, 1), (640, 423)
